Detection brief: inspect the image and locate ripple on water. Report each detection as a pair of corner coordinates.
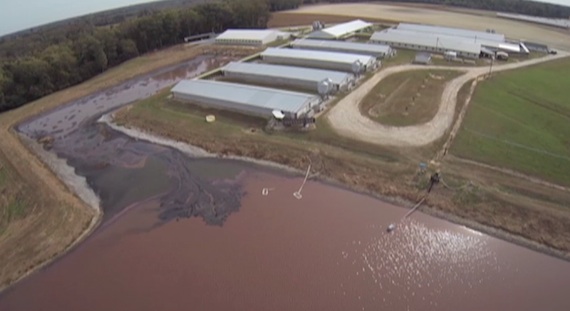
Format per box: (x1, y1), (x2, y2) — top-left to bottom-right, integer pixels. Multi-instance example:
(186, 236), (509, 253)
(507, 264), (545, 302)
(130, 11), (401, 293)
(341, 219), (502, 309)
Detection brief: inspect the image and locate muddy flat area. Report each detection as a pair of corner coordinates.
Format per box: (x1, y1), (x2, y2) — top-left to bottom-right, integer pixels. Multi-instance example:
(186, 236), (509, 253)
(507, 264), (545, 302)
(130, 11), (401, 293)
(17, 56), (216, 140)
(1, 171), (569, 311)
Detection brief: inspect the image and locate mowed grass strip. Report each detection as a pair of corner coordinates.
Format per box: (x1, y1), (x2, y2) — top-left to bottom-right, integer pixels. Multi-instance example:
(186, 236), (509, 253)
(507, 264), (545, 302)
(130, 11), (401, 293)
(121, 91), (402, 163)
(451, 57), (570, 186)
(360, 70), (462, 126)
(0, 164), (27, 234)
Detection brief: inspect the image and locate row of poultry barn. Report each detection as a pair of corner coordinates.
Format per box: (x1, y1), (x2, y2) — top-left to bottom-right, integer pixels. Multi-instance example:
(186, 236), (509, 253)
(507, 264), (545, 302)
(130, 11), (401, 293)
(172, 20), (389, 120)
(171, 19), (539, 120)
(369, 23), (531, 59)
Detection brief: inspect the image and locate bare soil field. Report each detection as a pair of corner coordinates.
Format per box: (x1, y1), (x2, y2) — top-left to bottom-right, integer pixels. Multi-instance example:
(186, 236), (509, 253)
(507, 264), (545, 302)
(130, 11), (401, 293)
(284, 3), (570, 50)
(360, 70), (462, 126)
(268, 12), (395, 28)
(0, 43), (261, 291)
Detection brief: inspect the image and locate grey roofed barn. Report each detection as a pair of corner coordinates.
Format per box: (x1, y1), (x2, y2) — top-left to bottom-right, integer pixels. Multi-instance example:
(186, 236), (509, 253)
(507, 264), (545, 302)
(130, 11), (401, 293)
(170, 79), (320, 118)
(260, 47), (376, 71)
(221, 62), (354, 90)
(369, 30), (481, 57)
(291, 39), (392, 58)
(396, 23), (505, 42)
(382, 28), (521, 53)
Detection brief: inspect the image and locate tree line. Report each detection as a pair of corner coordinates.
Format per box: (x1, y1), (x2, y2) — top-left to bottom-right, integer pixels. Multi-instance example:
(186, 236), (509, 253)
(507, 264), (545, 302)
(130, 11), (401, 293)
(0, 0), (304, 112)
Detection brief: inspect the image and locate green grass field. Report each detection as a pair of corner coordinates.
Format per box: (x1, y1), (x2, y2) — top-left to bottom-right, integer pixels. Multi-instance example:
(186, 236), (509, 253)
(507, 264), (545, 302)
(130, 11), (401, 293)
(0, 162), (28, 235)
(451, 57), (570, 186)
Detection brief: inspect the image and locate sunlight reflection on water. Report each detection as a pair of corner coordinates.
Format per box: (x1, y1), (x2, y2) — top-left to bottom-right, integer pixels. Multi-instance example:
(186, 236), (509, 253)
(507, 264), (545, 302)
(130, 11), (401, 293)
(341, 219), (504, 309)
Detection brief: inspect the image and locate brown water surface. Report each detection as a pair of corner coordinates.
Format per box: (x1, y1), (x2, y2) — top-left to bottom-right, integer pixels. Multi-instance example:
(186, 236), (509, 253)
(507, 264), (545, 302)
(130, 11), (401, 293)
(1, 171), (569, 311)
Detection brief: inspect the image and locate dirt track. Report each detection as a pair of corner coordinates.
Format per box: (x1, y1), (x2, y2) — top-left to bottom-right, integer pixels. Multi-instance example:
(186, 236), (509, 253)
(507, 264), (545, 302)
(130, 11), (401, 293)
(327, 52), (570, 147)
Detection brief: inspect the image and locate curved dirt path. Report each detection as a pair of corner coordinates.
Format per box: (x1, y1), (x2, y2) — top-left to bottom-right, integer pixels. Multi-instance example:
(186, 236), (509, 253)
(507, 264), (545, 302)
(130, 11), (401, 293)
(327, 52), (569, 147)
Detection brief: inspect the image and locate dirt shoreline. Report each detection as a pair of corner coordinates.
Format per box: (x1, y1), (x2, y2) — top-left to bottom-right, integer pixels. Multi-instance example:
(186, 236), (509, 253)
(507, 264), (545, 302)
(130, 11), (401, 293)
(0, 133), (103, 293)
(105, 112), (570, 262)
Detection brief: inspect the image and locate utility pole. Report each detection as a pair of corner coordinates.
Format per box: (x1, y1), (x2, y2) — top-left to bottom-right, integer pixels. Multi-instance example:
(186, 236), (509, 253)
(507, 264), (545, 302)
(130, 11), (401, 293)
(488, 55), (495, 77)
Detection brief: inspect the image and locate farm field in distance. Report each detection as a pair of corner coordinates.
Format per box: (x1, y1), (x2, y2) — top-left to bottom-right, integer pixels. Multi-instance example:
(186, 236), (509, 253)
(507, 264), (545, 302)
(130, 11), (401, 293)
(451, 57), (570, 187)
(360, 70), (462, 126)
(281, 3), (570, 50)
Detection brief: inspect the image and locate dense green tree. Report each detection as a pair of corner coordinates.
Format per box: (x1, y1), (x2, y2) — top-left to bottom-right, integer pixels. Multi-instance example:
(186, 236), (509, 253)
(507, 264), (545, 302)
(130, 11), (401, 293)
(161, 11), (182, 46)
(117, 39), (139, 61)
(193, 2), (234, 32)
(0, 68), (9, 106)
(95, 28), (120, 66)
(41, 44), (80, 88)
(73, 35), (108, 78)
(227, 0), (271, 28)
(5, 57), (53, 106)
(179, 9), (205, 37)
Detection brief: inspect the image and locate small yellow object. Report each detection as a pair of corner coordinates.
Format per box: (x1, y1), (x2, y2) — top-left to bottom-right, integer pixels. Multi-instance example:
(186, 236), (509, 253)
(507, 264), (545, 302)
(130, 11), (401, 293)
(205, 115), (216, 123)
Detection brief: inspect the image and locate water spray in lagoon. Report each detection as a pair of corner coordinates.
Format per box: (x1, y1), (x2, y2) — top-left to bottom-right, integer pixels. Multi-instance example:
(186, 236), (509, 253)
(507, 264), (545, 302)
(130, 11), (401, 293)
(385, 172), (440, 233)
(293, 163), (312, 200)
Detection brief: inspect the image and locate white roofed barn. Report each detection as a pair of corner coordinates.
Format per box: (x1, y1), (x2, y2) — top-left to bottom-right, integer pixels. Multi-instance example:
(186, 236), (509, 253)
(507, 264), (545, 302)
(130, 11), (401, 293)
(215, 29), (288, 46)
(306, 20), (373, 40)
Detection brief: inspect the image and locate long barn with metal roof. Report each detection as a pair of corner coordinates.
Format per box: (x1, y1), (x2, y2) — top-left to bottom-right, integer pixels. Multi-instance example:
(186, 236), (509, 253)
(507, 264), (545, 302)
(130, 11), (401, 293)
(260, 47), (378, 73)
(215, 29), (289, 46)
(291, 39), (394, 58)
(380, 28), (523, 54)
(221, 62), (355, 93)
(369, 30), (482, 59)
(306, 19), (373, 40)
(171, 80), (321, 119)
(396, 23), (506, 42)
(393, 24), (526, 54)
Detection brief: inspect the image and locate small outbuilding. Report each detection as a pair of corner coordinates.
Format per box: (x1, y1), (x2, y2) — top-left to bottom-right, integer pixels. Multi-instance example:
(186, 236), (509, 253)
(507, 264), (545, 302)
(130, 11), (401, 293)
(215, 29), (288, 46)
(414, 52), (432, 65)
(171, 80), (321, 119)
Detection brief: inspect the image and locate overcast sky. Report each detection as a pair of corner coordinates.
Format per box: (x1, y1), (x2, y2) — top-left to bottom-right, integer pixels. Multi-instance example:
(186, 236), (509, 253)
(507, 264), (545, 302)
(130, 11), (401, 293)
(1, 0), (569, 37)
(0, 0), (160, 36)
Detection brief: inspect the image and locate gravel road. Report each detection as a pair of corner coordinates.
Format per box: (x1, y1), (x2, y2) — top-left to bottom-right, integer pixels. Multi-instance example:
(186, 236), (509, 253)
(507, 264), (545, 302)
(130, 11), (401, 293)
(327, 52), (569, 147)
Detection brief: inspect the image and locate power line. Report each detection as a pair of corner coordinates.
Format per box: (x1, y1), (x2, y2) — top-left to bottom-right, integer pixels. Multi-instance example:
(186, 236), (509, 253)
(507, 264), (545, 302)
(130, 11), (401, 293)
(464, 127), (570, 162)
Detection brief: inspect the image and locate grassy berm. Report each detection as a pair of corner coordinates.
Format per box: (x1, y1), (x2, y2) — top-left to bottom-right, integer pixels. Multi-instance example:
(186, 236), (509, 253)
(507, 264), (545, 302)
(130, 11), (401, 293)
(115, 85), (570, 259)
